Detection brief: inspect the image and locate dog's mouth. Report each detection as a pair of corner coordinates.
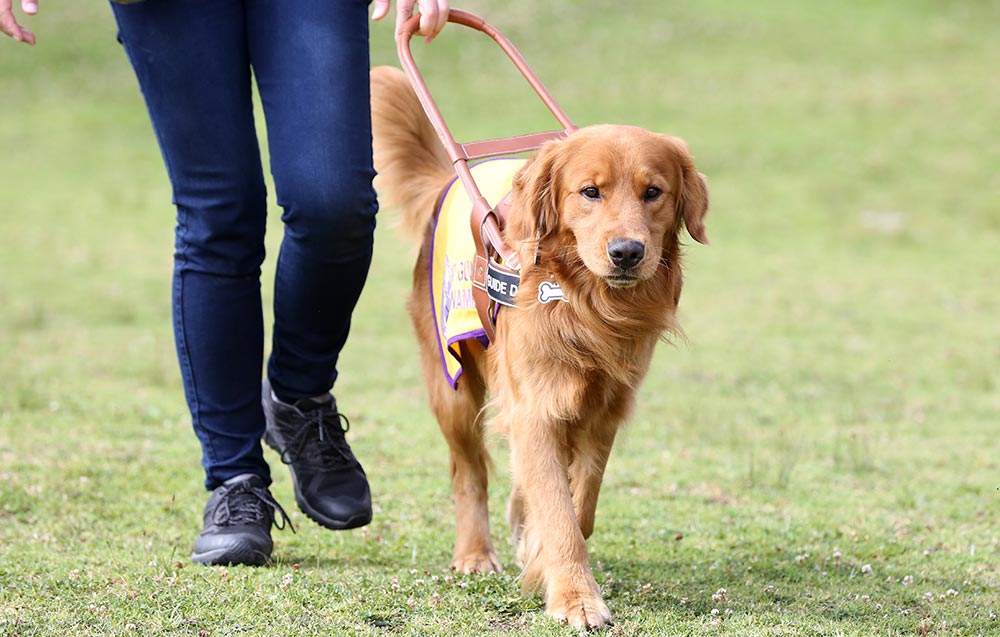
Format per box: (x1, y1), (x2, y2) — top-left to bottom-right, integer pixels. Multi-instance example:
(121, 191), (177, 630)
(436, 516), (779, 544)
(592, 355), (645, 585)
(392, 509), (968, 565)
(605, 272), (640, 289)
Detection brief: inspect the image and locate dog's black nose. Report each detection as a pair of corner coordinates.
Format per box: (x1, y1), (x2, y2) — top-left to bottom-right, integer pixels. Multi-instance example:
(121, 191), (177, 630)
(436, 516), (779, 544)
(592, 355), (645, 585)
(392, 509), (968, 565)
(607, 238), (645, 269)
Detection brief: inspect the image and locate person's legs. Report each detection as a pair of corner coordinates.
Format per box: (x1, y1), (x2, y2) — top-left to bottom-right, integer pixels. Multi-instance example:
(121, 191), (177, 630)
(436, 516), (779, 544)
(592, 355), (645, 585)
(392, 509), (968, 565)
(111, 1), (271, 490)
(247, 0), (378, 403)
(245, 0), (377, 529)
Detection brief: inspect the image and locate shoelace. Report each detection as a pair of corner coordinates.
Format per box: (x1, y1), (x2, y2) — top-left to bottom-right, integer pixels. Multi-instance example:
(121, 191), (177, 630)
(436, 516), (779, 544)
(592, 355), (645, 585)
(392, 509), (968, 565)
(213, 480), (294, 532)
(276, 408), (357, 469)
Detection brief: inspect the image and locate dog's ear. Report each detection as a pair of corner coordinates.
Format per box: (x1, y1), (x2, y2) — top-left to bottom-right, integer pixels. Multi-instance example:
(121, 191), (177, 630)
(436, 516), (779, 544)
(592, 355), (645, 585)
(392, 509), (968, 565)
(508, 139), (563, 244)
(660, 135), (709, 245)
(680, 168), (709, 245)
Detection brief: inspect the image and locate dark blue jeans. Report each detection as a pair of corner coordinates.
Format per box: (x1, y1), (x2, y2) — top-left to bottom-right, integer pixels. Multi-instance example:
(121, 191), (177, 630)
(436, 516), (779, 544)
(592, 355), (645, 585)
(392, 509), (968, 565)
(111, 0), (378, 490)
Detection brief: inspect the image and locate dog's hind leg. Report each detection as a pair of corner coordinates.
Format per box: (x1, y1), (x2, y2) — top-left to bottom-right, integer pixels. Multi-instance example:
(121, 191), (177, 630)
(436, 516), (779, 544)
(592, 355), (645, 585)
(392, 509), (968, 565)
(435, 340), (501, 573)
(507, 485), (527, 566)
(408, 263), (500, 573)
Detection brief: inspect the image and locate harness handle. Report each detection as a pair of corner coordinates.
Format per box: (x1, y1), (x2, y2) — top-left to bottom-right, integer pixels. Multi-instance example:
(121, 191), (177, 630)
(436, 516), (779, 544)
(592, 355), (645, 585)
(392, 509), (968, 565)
(397, 10), (575, 157)
(396, 9), (575, 207)
(395, 9), (576, 341)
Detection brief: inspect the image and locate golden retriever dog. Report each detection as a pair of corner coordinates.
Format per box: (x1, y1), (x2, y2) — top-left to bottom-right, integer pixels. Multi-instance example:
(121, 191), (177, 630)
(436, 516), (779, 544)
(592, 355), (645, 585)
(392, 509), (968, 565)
(370, 65), (709, 630)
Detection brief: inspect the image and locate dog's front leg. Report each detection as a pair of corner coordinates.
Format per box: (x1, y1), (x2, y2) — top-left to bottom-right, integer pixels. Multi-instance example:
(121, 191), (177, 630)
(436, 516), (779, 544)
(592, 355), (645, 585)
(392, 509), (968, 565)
(569, 423), (618, 541)
(509, 420), (612, 630)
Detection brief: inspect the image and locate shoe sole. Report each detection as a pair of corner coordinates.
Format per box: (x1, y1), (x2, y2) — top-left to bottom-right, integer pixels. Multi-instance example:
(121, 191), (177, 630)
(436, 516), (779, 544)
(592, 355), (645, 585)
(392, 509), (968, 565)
(191, 546), (270, 567)
(262, 430), (373, 532)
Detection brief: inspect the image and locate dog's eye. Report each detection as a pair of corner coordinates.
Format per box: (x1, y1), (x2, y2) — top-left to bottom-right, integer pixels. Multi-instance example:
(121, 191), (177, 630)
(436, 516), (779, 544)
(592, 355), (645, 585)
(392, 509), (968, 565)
(580, 186), (601, 201)
(644, 187), (663, 201)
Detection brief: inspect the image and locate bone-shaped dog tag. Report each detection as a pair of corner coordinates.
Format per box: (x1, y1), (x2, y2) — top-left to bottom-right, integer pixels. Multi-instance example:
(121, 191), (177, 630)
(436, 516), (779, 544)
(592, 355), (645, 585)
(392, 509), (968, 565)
(538, 280), (568, 304)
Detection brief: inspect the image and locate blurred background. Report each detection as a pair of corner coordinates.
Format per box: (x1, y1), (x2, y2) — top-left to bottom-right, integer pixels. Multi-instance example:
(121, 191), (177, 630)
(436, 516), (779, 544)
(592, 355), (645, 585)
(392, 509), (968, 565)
(1, 1), (998, 634)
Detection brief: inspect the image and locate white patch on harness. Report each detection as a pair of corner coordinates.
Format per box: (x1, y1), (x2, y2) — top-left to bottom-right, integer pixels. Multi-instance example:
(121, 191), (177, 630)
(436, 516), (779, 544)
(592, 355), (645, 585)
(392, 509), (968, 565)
(538, 280), (568, 304)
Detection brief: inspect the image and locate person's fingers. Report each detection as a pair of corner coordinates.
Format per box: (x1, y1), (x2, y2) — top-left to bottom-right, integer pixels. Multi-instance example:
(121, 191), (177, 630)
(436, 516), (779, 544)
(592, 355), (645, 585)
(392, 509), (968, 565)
(433, 0), (449, 37)
(21, 1), (38, 16)
(416, 0), (447, 43)
(391, 0), (449, 42)
(418, 7), (437, 42)
(1, 7), (34, 45)
(371, 0), (389, 22)
(0, 8), (18, 39)
(0, 1), (18, 35)
(395, 2), (412, 32)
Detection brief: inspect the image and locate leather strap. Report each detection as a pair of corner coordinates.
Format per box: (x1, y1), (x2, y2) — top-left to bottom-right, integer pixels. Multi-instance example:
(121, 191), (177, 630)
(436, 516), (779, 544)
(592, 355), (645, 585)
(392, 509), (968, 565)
(396, 9), (576, 342)
(468, 190), (522, 340)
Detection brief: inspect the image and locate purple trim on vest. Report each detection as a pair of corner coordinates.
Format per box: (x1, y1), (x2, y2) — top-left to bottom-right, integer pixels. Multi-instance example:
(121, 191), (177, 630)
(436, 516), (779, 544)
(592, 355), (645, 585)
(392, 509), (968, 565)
(428, 159), (511, 389)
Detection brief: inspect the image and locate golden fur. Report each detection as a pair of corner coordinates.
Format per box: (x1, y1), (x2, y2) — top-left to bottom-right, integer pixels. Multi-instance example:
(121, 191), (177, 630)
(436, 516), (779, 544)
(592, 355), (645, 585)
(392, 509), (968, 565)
(371, 66), (709, 630)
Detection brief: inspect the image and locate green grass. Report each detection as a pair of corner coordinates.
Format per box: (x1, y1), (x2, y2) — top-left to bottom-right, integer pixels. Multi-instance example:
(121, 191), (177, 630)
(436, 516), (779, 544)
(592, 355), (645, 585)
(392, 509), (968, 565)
(2, 1), (999, 635)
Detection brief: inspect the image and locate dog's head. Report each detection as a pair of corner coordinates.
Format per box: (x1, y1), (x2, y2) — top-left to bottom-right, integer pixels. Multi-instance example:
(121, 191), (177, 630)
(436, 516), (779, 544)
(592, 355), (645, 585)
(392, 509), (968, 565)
(508, 125), (708, 289)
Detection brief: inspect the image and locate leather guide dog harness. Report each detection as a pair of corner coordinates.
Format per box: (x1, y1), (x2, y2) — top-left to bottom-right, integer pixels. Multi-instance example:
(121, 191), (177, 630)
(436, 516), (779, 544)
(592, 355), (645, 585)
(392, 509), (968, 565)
(397, 9), (577, 380)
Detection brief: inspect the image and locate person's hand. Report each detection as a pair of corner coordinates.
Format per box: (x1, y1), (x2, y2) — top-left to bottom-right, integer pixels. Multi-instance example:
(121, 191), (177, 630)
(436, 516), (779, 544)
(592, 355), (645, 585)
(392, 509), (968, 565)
(372, 0), (449, 43)
(0, 0), (38, 45)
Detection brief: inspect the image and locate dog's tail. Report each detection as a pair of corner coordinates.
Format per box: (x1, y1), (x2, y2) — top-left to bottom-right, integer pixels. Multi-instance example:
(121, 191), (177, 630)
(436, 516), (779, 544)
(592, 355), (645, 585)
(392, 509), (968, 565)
(371, 66), (454, 241)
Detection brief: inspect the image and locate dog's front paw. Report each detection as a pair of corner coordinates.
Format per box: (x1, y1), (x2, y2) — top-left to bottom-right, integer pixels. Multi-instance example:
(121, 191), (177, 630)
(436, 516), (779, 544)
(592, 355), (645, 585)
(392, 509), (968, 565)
(547, 587), (612, 631)
(451, 550), (503, 575)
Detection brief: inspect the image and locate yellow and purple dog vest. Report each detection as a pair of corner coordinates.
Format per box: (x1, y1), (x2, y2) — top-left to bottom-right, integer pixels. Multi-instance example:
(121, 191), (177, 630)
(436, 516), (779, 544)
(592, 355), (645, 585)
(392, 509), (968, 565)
(430, 158), (526, 388)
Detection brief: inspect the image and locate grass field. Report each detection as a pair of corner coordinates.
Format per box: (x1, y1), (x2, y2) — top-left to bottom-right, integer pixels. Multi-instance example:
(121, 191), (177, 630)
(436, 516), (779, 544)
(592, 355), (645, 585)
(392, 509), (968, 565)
(2, 1), (999, 635)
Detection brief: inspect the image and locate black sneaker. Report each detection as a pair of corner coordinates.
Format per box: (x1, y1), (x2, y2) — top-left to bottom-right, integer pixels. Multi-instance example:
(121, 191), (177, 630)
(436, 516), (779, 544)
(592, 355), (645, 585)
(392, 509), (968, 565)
(262, 379), (372, 530)
(191, 474), (292, 566)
